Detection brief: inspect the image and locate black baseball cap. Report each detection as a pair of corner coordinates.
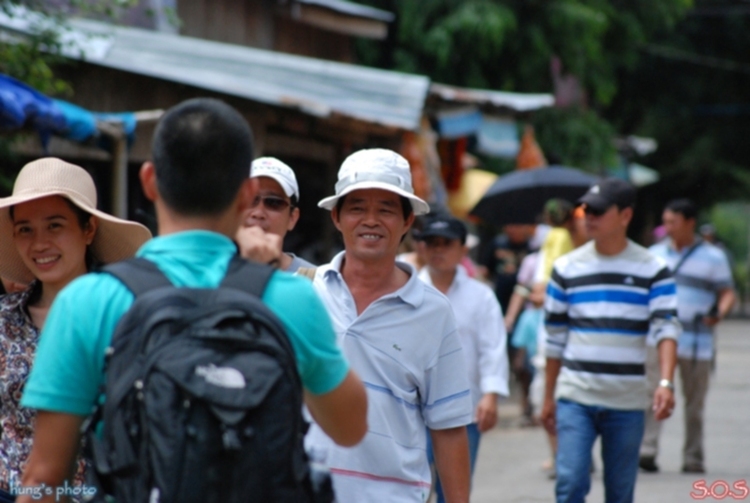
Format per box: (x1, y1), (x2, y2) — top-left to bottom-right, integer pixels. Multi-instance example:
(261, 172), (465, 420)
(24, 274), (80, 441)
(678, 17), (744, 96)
(578, 178), (636, 212)
(417, 214), (467, 244)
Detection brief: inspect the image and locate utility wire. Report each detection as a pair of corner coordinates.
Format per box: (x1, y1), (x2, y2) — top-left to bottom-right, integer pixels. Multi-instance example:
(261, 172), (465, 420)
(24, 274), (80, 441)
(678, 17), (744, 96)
(642, 44), (750, 76)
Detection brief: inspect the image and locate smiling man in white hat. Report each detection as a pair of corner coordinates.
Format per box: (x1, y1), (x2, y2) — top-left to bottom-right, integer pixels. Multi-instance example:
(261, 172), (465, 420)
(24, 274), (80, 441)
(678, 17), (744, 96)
(306, 148), (472, 503)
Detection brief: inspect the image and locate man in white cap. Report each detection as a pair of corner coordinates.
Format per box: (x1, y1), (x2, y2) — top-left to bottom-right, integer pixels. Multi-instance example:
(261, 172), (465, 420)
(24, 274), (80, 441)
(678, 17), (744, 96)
(236, 157), (315, 272)
(306, 148), (472, 503)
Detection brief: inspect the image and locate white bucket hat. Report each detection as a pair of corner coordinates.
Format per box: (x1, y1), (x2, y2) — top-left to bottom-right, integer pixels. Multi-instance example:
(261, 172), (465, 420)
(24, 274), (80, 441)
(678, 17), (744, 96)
(0, 157), (153, 283)
(318, 148), (430, 215)
(250, 157), (300, 200)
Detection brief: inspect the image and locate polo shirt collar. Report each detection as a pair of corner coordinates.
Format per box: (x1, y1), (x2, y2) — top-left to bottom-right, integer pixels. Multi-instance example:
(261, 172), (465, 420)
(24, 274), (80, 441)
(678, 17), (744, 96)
(418, 264), (468, 294)
(322, 251), (424, 308)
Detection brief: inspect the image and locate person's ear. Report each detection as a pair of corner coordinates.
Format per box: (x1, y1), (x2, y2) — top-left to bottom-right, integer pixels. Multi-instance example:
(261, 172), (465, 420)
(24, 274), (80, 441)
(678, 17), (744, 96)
(287, 206), (301, 232)
(84, 215), (98, 245)
(139, 162), (158, 202)
(620, 206), (634, 227)
(331, 207), (342, 232)
(402, 212), (416, 238)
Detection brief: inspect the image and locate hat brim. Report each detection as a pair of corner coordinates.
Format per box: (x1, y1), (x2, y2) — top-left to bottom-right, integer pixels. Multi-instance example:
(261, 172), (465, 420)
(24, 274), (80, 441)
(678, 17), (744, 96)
(0, 191), (152, 284)
(417, 229), (464, 242)
(318, 181), (430, 216)
(577, 193), (612, 213)
(250, 173), (298, 200)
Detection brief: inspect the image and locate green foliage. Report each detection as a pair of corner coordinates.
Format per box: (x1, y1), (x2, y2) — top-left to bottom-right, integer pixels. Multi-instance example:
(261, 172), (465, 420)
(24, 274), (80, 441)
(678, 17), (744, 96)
(359, 0), (693, 105)
(0, 0), (141, 96)
(389, 0), (517, 88)
(531, 107), (617, 172)
(608, 0), (750, 209)
(356, 0), (693, 173)
(709, 203), (749, 264)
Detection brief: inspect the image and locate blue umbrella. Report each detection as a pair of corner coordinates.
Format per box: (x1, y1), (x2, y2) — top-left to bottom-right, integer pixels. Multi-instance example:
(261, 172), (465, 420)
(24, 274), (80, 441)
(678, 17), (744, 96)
(469, 166), (600, 226)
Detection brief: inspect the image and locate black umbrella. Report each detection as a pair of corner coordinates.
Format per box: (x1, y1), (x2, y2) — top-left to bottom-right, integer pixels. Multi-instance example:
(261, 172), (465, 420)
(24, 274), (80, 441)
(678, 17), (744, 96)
(469, 166), (600, 226)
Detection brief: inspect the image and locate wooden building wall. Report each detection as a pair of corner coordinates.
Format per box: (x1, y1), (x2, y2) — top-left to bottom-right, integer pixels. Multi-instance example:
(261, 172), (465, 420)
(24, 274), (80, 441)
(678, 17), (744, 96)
(176, 0), (355, 62)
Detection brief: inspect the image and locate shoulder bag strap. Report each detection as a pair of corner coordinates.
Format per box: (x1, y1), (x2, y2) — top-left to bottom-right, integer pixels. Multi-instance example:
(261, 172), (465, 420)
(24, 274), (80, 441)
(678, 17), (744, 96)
(672, 239), (703, 275)
(220, 255), (274, 298)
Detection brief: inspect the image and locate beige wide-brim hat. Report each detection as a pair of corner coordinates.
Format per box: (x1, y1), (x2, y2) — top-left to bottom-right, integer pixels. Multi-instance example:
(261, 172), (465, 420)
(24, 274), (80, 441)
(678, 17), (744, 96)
(0, 157), (153, 284)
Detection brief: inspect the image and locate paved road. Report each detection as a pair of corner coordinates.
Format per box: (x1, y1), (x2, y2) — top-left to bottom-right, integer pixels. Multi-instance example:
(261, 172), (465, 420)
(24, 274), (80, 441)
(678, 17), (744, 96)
(469, 319), (750, 503)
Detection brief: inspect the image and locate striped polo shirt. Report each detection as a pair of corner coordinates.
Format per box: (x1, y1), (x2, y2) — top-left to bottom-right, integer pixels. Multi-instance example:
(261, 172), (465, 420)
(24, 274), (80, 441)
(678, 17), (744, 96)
(649, 238), (733, 360)
(544, 240), (680, 410)
(306, 252), (472, 503)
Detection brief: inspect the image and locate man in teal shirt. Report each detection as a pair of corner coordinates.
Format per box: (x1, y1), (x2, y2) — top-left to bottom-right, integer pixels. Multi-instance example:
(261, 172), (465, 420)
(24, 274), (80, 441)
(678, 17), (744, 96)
(18, 98), (367, 502)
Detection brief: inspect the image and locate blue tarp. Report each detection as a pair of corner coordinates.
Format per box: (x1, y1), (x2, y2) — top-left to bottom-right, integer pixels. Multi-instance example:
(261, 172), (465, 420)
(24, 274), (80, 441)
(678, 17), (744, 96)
(0, 73), (136, 148)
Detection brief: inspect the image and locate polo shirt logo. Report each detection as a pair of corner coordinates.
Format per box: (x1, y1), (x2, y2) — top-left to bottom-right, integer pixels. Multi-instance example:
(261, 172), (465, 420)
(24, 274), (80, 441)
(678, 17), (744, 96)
(393, 344), (402, 351)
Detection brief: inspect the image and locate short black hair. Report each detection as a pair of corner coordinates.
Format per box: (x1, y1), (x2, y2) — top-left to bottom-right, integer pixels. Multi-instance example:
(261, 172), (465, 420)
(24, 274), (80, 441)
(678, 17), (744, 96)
(665, 198), (698, 221)
(152, 98), (253, 216)
(334, 194), (413, 221)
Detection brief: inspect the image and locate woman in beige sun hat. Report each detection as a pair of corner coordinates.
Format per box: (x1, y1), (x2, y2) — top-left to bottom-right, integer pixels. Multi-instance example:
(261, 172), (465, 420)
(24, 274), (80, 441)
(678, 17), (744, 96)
(0, 157), (151, 499)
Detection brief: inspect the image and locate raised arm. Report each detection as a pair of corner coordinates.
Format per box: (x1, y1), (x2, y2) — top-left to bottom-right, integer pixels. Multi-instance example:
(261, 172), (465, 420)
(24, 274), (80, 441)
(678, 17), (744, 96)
(304, 369), (367, 446)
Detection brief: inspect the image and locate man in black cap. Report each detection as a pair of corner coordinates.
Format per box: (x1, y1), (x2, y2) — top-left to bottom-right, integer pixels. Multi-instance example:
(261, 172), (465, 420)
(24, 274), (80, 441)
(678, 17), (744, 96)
(540, 178), (680, 503)
(417, 213), (508, 503)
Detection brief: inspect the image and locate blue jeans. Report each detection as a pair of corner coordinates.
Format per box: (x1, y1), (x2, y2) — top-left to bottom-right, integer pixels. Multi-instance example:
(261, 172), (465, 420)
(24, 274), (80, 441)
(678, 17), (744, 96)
(427, 423), (481, 503)
(555, 399), (644, 503)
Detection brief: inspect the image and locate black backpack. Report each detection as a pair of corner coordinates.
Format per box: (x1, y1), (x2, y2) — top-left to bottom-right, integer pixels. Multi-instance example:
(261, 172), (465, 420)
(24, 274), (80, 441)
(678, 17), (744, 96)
(83, 256), (324, 503)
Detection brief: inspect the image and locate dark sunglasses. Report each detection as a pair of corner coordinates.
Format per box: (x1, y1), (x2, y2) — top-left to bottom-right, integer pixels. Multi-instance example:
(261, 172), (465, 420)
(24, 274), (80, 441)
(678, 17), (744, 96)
(251, 195), (292, 212)
(583, 205), (610, 217)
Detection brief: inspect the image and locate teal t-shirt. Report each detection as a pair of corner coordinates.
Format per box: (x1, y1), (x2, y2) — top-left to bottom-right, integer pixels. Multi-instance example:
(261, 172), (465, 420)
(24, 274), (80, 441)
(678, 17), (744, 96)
(21, 230), (349, 416)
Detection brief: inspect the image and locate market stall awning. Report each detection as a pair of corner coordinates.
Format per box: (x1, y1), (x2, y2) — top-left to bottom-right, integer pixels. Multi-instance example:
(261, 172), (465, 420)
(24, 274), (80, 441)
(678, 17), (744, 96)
(0, 7), (429, 131)
(0, 73), (136, 145)
(430, 83), (554, 112)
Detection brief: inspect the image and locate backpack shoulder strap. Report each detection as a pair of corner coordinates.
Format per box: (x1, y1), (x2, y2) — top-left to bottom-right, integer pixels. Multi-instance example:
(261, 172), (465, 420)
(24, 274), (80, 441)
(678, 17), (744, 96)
(102, 258), (172, 297)
(220, 255), (275, 298)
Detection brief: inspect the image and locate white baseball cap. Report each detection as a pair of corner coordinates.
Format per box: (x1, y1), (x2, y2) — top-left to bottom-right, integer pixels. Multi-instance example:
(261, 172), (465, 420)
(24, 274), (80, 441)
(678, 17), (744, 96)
(318, 148), (430, 215)
(250, 157), (300, 200)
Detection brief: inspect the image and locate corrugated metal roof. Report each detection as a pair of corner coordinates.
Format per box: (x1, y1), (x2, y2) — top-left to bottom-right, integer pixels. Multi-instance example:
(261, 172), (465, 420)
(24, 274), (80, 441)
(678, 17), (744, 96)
(0, 8), (427, 130)
(430, 83), (554, 112)
(295, 0), (395, 22)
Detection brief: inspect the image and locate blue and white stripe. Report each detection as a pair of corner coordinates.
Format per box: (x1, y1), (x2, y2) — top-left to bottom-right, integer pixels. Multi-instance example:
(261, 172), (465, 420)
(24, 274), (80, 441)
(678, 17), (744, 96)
(545, 240), (680, 410)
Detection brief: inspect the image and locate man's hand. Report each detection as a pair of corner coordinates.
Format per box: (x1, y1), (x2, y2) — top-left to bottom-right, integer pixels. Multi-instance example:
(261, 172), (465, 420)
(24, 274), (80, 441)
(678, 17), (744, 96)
(702, 315), (720, 328)
(528, 287), (546, 308)
(476, 393), (498, 433)
(652, 386), (675, 421)
(540, 398), (556, 435)
(235, 225), (282, 265)
(541, 358), (561, 436)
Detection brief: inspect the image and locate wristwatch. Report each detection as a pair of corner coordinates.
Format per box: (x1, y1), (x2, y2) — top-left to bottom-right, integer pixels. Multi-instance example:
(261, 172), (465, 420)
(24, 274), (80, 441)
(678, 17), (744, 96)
(658, 379), (675, 391)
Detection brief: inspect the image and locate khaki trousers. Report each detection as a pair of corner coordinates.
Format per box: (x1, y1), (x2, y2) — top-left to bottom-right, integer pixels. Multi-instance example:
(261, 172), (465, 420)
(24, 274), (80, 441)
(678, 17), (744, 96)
(640, 346), (711, 467)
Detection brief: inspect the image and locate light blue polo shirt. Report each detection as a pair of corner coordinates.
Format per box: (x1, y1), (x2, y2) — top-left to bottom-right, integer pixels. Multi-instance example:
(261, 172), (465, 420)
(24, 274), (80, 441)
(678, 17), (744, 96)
(305, 252), (472, 503)
(650, 238), (733, 360)
(21, 231), (349, 416)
